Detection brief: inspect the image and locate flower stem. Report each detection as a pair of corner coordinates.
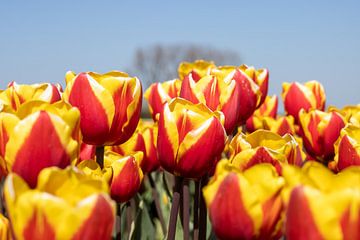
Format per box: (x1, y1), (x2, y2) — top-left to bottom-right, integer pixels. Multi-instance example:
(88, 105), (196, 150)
(148, 173), (167, 235)
(182, 179), (190, 240)
(116, 203), (121, 240)
(193, 180), (200, 240)
(167, 176), (183, 240)
(199, 175), (209, 240)
(95, 146), (104, 169)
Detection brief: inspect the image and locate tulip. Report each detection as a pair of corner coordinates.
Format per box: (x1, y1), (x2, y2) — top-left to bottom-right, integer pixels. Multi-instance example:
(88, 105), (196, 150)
(298, 109), (346, 161)
(246, 95), (278, 132)
(239, 64), (269, 105)
(329, 124), (360, 171)
(229, 130), (304, 174)
(262, 116), (297, 136)
(4, 167), (116, 240)
(157, 98), (226, 179)
(144, 79), (182, 121)
(282, 81), (326, 121)
(211, 66), (262, 124)
(103, 151), (144, 203)
(79, 142), (96, 162)
(1, 100), (80, 187)
(0, 81), (62, 111)
(180, 73), (241, 134)
(0, 214), (11, 240)
(64, 71), (142, 146)
(328, 105), (360, 127)
(178, 60), (215, 81)
(282, 161), (360, 240)
(203, 160), (284, 240)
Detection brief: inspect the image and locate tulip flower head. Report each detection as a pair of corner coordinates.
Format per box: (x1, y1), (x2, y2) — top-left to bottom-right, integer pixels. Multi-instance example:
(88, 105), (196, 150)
(64, 71), (142, 146)
(298, 109), (346, 161)
(1, 100), (80, 187)
(144, 79), (182, 121)
(157, 98), (226, 179)
(178, 60), (216, 81)
(282, 81), (326, 122)
(4, 167), (116, 240)
(203, 160), (285, 240)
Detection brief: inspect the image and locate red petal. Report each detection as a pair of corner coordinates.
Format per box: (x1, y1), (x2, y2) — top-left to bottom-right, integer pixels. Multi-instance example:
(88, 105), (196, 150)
(23, 211), (56, 240)
(338, 136), (360, 170)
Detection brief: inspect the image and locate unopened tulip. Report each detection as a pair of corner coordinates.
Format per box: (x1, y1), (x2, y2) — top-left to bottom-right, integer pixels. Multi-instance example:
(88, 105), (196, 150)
(329, 124), (360, 171)
(246, 95), (278, 132)
(178, 60), (215, 81)
(4, 167), (116, 240)
(260, 116), (297, 136)
(203, 160), (284, 240)
(212, 66), (262, 124)
(240, 64), (269, 105)
(0, 81), (62, 111)
(157, 98), (226, 179)
(298, 109), (346, 161)
(144, 79), (181, 121)
(229, 130), (304, 174)
(110, 120), (160, 173)
(282, 81), (325, 121)
(1, 100), (80, 187)
(64, 71), (142, 145)
(328, 105), (360, 127)
(180, 73), (241, 134)
(103, 151), (144, 202)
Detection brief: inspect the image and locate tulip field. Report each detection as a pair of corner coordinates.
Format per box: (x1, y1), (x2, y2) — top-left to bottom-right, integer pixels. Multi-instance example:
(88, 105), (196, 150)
(0, 60), (359, 240)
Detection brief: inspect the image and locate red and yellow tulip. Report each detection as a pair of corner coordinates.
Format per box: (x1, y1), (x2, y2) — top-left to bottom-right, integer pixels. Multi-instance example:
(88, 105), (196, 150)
(144, 79), (181, 121)
(282, 81), (326, 121)
(329, 104), (360, 127)
(0, 82), (62, 111)
(180, 73), (241, 134)
(298, 109), (346, 161)
(282, 162), (360, 240)
(246, 95), (278, 133)
(329, 124), (360, 171)
(64, 71), (142, 146)
(229, 130), (304, 174)
(4, 166), (116, 240)
(1, 100), (80, 187)
(178, 60), (215, 81)
(157, 98), (226, 179)
(203, 160), (284, 240)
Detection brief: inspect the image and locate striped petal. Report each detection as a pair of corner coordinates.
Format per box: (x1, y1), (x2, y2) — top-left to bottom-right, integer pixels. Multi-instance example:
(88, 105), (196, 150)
(178, 60), (215, 80)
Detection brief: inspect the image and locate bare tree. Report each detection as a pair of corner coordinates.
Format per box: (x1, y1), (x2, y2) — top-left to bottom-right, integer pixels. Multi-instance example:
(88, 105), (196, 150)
(129, 44), (240, 88)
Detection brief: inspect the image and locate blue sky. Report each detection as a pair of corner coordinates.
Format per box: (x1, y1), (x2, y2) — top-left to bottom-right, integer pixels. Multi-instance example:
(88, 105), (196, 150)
(0, 0), (359, 107)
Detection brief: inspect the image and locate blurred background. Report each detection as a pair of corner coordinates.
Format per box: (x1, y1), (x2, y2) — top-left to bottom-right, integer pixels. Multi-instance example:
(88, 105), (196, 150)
(0, 0), (359, 110)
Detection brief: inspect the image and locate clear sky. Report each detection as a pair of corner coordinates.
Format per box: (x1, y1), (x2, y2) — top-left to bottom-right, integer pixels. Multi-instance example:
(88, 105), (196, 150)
(1, 0), (359, 107)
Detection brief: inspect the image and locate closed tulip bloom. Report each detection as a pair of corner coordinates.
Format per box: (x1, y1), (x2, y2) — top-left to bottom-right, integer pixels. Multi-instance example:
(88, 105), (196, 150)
(329, 124), (360, 171)
(203, 160), (285, 240)
(282, 81), (326, 121)
(2, 100), (80, 187)
(0, 214), (11, 240)
(298, 109), (346, 161)
(262, 116), (297, 136)
(64, 71), (142, 146)
(144, 79), (182, 121)
(229, 130), (304, 174)
(246, 95), (278, 132)
(212, 66), (262, 124)
(103, 151), (144, 202)
(178, 60), (216, 81)
(240, 64), (269, 105)
(180, 73), (241, 134)
(157, 98), (226, 179)
(0, 81), (62, 111)
(328, 105), (360, 127)
(4, 167), (116, 240)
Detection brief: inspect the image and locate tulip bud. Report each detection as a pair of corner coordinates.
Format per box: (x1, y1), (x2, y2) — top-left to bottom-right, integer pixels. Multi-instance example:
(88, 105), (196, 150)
(103, 151), (144, 203)
(203, 160), (284, 240)
(4, 167), (115, 240)
(64, 71), (142, 146)
(1, 100), (80, 187)
(240, 64), (269, 105)
(229, 130), (304, 174)
(282, 81), (326, 121)
(298, 109), (346, 161)
(246, 95), (278, 132)
(157, 98), (226, 179)
(330, 124), (360, 171)
(144, 79), (181, 121)
(178, 60), (215, 81)
(180, 73), (241, 134)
